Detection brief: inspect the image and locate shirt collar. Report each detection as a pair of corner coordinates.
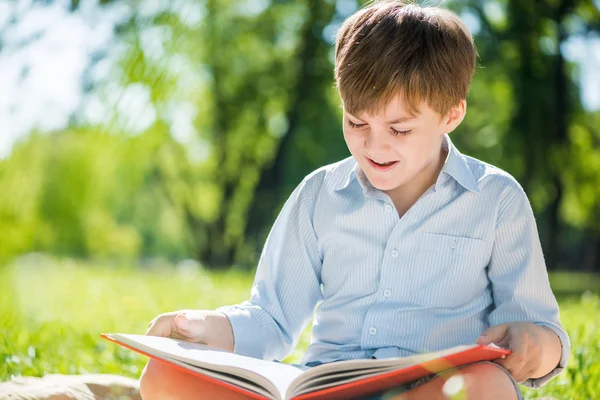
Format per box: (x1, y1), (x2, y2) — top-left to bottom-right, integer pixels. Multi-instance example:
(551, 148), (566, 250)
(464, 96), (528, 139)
(437, 134), (480, 193)
(333, 134), (480, 193)
(333, 161), (357, 192)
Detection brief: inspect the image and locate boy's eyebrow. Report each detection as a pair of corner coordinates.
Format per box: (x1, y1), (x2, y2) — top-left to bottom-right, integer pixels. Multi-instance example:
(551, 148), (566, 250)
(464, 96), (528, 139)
(385, 116), (415, 124)
(347, 112), (415, 124)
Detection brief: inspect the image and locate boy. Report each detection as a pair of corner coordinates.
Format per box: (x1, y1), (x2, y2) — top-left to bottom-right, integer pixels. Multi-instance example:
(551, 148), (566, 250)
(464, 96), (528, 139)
(140, 1), (570, 399)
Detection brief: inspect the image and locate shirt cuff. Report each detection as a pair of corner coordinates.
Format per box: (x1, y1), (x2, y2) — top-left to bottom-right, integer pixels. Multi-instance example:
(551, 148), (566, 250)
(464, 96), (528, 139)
(215, 305), (263, 360)
(521, 322), (570, 388)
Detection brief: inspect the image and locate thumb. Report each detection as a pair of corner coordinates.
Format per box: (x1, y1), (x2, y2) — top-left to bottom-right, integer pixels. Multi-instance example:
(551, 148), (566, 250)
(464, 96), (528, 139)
(173, 312), (206, 340)
(476, 324), (509, 345)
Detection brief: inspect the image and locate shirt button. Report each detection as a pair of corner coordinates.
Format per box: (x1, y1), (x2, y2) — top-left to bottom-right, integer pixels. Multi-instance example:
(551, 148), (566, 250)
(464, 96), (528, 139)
(391, 249), (399, 257)
(383, 289), (391, 297)
(450, 239), (457, 249)
(369, 327), (377, 335)
(384, 204), (393, 212)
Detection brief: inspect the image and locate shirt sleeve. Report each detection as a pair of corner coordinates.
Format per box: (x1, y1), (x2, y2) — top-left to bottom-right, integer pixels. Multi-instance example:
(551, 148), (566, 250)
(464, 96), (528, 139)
(487, 181), (570, 388)
(216, 175), (324, 361)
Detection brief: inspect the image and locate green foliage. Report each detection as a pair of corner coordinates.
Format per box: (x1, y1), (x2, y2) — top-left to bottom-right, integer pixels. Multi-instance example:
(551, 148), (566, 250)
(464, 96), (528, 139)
(0, 261), (598, 399)
(0, 258), (252, 378)
(0, 128), (193, 262)
(0, 0), (599, 270)
(560, 112), (600, 231)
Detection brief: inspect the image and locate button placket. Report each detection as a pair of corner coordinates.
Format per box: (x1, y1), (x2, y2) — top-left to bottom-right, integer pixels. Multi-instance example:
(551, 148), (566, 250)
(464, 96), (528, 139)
(450, 239), (457, 250)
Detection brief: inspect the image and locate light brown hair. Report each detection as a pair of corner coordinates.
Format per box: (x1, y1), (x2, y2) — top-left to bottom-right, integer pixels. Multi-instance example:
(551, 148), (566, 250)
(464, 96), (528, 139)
(334, 0), (477, 117)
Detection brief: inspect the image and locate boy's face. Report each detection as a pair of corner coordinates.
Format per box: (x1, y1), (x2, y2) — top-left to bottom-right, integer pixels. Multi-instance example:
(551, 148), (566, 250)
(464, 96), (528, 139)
(342, 95), (465, 193)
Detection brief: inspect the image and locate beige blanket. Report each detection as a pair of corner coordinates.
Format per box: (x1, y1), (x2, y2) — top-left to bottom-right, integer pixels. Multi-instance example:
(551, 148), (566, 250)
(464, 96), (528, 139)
(0, 374), (140, 400)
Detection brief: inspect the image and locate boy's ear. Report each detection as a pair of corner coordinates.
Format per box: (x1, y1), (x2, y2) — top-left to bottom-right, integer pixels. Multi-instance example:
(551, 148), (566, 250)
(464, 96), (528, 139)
(442, 100), (466, 134)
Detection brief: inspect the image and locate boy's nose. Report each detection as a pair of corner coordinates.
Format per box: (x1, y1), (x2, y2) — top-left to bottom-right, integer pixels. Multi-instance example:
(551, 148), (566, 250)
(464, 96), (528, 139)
(364, 131), (392, 153)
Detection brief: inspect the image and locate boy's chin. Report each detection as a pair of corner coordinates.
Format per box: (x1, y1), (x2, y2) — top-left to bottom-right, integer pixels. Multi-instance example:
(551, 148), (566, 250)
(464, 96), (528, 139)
(366, 175), (404, 192)
(373, 182), (403, 192)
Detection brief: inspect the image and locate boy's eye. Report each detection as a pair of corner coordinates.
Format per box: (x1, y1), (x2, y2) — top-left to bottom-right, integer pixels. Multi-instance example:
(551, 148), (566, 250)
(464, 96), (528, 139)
(348, 120), (366, 129)
(391, 128), (411, 136)
(347, 120), (411, 136)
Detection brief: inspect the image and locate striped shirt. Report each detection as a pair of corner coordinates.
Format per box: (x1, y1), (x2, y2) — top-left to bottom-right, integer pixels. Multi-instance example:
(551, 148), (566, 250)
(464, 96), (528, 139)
(217, 134), (570, 388)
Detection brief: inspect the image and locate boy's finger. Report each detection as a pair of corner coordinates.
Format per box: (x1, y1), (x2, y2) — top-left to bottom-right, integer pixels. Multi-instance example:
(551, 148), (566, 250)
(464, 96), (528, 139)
(173, 313), (206, 340)
(476, 324), (509, 345)
(502, 338), (528, 372)
(146, 318), (171, 337)
(493, 358), (509, 370)
(514, 367), (536, 383)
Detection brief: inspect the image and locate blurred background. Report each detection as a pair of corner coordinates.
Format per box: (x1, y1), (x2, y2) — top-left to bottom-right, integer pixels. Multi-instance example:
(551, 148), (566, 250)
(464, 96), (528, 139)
(0, 0), (599, 398)
(1, 0), (600, 272)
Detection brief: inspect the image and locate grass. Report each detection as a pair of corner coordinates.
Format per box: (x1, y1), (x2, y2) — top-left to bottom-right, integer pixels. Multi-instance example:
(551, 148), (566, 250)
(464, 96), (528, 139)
(1, 258), (598, 399)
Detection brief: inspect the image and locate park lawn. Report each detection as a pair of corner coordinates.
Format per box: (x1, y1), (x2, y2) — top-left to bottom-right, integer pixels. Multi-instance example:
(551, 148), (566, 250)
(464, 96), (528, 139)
(0, 260), (598, 399)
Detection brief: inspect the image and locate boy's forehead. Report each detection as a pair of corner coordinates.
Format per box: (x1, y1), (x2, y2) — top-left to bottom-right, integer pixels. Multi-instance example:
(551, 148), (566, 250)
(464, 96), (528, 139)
(346, 96), (424, 121)
(348, 110), (417, 124)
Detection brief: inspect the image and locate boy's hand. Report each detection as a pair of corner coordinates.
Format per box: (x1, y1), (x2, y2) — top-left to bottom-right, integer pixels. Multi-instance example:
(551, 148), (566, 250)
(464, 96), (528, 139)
(146, 310), (207, 341)
(475, 322), (545, 382)
(146, 310), (234, 352)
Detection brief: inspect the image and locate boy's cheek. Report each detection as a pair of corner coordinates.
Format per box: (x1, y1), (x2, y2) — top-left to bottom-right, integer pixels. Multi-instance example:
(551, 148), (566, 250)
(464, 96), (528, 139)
(344, 138), (365, 156)
(342, 132), (358, 149)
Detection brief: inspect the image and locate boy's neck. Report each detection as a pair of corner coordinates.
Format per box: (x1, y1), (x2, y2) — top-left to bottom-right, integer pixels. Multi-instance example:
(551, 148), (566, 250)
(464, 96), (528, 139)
(384, 144), (448, 217)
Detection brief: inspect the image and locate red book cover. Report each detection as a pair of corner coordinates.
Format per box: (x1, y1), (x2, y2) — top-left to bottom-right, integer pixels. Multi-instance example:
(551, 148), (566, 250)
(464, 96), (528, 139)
(102, 333), (510, 400)
(294, 345), (510, 400)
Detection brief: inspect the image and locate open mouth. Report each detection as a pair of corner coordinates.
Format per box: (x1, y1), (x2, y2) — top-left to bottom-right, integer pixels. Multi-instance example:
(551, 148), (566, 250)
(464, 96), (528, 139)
(367, 157), (399, 169)
(373, 160), (396, 166)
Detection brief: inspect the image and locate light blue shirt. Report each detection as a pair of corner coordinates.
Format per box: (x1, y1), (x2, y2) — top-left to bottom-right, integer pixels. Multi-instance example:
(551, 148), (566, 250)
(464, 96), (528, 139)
(217, 134), (570, 388)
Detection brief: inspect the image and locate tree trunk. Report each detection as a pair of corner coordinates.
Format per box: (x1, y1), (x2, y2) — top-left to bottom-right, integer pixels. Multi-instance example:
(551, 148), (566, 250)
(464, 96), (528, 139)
(243, 0), (335, 260)
(195, 0), (236, 269)
(545, 0), (573, 271)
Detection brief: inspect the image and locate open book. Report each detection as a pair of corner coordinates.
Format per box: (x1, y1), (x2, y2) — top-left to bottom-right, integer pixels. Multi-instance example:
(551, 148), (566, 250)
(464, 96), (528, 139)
(102, 333), (510, 400)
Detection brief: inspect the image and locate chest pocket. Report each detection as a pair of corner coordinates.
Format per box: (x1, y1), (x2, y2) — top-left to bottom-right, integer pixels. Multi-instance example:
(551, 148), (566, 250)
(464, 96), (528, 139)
(409, 232), (489, 308)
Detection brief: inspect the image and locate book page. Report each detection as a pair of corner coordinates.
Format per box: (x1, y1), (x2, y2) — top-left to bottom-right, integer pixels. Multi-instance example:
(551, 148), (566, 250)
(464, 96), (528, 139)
(291, 365), (393, 396)
(286, 344), (506, 398)
(293, 366), (399, 397)
(148, 350), (275, 399)
(106, 333), (304, 400)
